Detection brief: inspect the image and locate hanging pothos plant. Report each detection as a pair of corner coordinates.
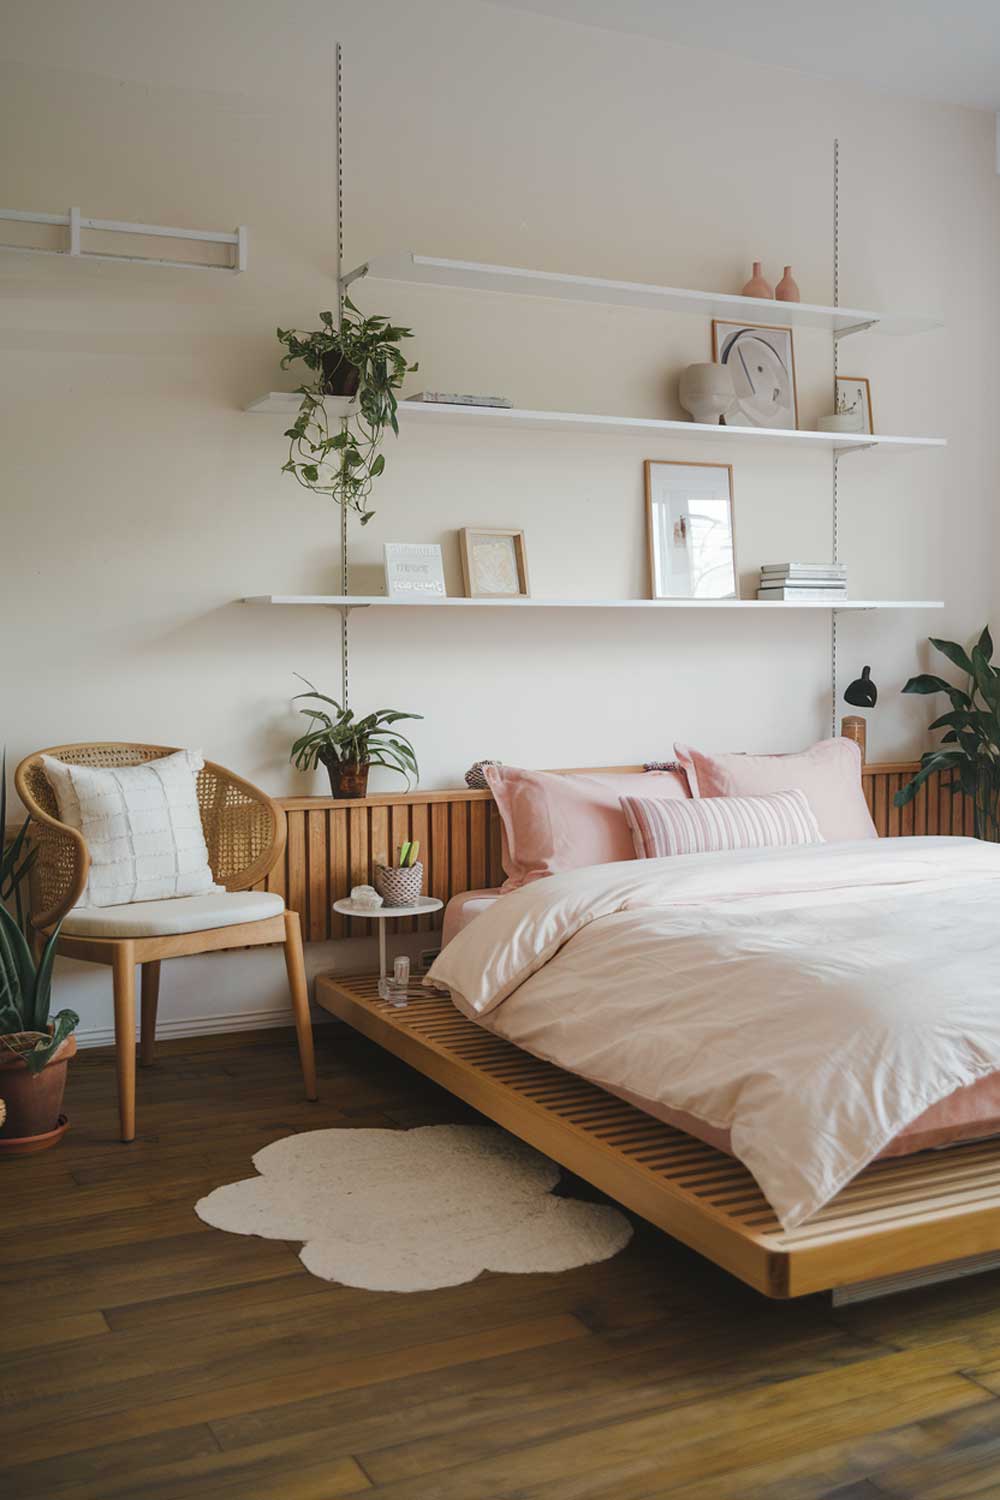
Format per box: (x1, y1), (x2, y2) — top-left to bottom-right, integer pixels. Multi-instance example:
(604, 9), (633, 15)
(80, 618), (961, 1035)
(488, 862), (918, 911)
(277, 298), (417, 525)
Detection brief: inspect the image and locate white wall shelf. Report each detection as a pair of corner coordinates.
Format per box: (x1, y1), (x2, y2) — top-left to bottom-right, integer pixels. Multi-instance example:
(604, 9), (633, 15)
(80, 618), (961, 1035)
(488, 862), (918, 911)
(246, 394), (945, 455)
(339, 253), (941, 338)
(0, 206), (247, 273)
(243, 595), (944, 614)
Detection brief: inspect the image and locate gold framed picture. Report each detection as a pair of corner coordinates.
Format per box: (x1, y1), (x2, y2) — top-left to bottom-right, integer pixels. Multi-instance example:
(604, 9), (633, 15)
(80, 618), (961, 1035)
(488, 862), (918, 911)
(459, 528), (530, 598)
(712, 319), (799, 430)
(835, 375), (874, 434)
(645, 460), (738, 600)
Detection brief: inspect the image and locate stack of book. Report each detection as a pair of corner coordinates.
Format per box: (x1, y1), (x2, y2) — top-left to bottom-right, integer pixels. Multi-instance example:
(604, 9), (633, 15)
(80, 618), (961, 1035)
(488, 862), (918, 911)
(407, 391), (513, 408)
(757, 563), (847, 601)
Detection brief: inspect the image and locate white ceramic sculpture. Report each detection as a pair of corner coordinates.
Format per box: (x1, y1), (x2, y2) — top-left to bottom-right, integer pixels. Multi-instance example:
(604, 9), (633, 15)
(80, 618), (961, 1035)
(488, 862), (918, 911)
(678, 363), (736, 424)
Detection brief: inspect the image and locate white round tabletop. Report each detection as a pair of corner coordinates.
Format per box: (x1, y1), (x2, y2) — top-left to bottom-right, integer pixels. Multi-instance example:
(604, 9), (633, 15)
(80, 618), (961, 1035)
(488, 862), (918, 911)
(333, 895), (444, 920)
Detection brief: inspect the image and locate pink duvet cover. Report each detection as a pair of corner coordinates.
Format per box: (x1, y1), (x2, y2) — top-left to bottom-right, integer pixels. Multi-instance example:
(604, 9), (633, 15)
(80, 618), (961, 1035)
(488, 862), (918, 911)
(428, 839), (1000, 1228)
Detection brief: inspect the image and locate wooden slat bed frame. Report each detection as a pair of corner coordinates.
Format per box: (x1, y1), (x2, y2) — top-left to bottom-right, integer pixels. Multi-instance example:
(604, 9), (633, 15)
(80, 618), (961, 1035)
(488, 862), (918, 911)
(295, 754), (985, 1301)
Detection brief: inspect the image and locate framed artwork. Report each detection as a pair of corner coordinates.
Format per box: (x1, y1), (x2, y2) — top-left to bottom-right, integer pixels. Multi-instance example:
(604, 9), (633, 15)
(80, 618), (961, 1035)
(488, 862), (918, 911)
(712, 319), (798, 430)
(645, 460), (738, 600)
(383, 542), (447, 600)
(459, 528), (530, 598)
(835, 376), (874, 434)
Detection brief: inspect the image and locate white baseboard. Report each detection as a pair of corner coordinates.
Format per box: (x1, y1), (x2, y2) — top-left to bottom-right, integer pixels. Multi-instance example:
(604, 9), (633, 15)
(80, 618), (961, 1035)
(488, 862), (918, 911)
(75, 1005), (332, 1049)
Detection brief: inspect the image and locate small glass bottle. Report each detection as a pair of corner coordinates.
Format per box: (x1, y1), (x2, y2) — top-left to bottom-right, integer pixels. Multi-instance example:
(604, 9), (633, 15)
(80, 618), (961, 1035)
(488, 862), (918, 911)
(380, 954), (410, 1008)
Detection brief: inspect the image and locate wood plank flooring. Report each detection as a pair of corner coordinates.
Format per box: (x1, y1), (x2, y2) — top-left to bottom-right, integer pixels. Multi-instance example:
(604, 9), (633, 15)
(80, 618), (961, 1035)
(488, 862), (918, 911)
(6, 1024), (1000, 1498)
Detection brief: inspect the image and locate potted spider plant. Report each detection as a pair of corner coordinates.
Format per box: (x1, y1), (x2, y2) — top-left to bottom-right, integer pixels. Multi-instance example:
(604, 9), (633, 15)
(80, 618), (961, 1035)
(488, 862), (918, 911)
(0, 755), (78, 1153)
(894, 627), (1000, 841)
(290, 677), (421, 799)
(277, 298), (417, 526)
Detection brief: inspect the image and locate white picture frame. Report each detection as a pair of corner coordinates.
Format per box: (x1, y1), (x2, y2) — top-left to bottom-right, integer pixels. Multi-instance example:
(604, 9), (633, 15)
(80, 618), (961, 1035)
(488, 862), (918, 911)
(712, 319), (799, 430)
(645, 460), (738, 600)
(383, 542), (447, 601)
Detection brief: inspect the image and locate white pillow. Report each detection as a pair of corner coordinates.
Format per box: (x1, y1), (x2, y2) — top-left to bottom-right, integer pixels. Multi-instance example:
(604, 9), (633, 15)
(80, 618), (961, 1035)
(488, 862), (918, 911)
(41, 750), (222, 908)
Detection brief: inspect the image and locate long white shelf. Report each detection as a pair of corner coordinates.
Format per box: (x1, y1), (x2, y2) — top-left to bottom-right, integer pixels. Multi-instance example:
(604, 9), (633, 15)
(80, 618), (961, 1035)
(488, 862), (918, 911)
(340, 253), (941, 338)
(244, 595), (944, 613)
(246, 394), (945, 455)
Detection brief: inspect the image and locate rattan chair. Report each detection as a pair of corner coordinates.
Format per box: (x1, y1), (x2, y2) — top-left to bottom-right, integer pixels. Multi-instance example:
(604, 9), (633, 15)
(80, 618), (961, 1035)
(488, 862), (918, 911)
(15, 743), (317, 1141)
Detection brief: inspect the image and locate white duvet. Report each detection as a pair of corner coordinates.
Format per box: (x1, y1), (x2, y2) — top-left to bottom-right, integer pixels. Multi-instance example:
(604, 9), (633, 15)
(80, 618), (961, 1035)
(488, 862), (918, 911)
(426, 838), (1000, 1228)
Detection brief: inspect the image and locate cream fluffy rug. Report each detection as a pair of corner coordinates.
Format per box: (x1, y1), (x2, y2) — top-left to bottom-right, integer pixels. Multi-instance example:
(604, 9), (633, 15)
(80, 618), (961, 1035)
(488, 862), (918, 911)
(195, 1124), (632, 1292)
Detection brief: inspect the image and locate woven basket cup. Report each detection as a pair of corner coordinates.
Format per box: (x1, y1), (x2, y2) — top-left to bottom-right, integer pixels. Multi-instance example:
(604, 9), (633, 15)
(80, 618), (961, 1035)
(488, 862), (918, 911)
(375, 862), (424, 907)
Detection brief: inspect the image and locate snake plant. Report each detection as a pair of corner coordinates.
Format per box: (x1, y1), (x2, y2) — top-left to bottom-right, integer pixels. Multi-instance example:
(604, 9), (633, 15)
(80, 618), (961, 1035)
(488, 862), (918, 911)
(894, 627), (1000, 841)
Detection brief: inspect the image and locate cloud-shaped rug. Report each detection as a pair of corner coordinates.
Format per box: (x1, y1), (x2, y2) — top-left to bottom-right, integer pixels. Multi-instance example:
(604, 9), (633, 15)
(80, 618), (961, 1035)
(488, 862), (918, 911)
(195, 1124), (633, 1292)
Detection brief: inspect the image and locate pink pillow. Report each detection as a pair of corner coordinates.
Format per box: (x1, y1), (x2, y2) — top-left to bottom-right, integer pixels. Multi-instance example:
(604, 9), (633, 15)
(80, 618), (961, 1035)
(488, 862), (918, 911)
(621, 789), (823, 860)
(674, 737), (876, 843)
(484, 765), (690, 891)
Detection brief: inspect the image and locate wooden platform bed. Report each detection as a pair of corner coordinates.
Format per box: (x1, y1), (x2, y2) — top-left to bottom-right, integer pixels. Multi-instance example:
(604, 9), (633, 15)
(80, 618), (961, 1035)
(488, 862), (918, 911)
(303, 758), (999, 1304)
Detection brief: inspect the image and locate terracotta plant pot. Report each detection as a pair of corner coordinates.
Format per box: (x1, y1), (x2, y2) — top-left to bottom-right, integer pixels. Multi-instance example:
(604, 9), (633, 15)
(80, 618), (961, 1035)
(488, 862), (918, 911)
(324, 758), (370, 799)
(0, 1033), (75, 1152)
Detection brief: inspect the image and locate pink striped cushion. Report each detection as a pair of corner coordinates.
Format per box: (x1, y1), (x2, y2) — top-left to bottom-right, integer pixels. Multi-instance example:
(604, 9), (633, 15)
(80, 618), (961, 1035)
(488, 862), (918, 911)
(620, 788), (824, 859)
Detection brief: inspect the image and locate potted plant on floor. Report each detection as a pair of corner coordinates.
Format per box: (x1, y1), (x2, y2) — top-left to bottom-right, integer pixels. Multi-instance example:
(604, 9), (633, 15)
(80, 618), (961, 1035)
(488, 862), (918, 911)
(0, 759), (78, 1153)
(894, 626), (1000, 841)
(277, 299), (417, 526)
(290, 678), (422, 799)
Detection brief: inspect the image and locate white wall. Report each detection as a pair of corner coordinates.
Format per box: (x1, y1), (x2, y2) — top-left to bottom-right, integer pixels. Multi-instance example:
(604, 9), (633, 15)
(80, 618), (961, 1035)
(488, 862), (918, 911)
(3, 0), (998, 1041)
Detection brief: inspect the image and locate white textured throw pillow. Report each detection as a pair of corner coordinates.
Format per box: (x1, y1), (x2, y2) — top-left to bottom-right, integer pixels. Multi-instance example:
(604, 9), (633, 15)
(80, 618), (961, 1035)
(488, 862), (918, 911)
(41, 751), (221, 908)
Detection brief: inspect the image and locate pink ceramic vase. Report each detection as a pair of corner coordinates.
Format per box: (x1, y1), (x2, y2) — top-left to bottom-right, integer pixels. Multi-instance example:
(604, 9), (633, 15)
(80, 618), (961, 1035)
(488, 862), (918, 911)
(775, 265), (801, 302)
(740, 261), (774, 299)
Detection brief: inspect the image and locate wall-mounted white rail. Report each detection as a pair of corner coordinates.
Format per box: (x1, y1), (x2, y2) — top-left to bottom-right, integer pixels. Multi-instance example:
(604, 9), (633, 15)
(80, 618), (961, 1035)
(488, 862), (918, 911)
(0, 207), (247, 272)
(340, 253), (940, 338)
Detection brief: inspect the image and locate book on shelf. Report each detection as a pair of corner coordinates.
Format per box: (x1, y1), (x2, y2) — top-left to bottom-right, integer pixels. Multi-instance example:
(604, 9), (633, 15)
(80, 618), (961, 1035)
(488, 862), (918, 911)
(407, 391), (514, 408)
(760, 563), (847, 579)
(757, 586), (849, 601)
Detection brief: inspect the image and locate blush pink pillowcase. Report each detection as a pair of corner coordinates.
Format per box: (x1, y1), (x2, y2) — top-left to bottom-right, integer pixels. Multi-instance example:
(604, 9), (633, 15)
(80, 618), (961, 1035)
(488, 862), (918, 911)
(483, 765), (690, 891)
(674, 737), (876, 843)
(621, 789), (823, 860)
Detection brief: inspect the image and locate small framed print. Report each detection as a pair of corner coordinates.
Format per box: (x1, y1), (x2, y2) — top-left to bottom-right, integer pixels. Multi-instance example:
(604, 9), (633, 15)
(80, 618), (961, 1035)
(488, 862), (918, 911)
(383, 542), (446, 600)
(835, 376), (874, 434)
(645, 460), (738, 600)
(459, 528), (530, 598)
(712, 319), (798, 430)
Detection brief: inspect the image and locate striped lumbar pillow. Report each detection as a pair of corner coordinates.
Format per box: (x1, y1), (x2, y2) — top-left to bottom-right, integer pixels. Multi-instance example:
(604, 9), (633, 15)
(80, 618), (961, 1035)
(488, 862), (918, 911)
(620, 788), (824, 860)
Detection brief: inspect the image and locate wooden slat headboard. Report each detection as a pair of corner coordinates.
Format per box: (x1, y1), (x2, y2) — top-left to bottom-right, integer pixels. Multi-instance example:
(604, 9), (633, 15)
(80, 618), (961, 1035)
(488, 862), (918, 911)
(264, 760), (973, 944)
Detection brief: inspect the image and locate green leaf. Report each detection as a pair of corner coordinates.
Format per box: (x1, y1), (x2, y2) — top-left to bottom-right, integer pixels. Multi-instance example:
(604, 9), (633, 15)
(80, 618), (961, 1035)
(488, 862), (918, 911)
(929, 637), (974, 677)
(901, 674), (964, 697)
(980, 625), (994, 664)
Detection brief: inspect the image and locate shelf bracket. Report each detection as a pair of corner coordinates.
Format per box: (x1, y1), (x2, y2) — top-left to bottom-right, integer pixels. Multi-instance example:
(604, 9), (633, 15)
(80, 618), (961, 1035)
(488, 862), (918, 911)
(832, 440), (877, 458)
(833, 319), (878, 341)
(338, 260), (370, 294)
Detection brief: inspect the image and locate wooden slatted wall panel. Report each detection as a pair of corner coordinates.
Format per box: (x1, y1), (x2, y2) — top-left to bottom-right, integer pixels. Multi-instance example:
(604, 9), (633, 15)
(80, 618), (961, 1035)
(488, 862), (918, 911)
(264, 762), (974, 941)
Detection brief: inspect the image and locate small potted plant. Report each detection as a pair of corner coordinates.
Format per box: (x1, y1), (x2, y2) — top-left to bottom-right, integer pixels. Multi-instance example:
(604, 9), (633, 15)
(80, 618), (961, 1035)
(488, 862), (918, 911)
(277, 299), (417, 526)
(0, 760), (78, 1153)
(290, 677), (421, 799)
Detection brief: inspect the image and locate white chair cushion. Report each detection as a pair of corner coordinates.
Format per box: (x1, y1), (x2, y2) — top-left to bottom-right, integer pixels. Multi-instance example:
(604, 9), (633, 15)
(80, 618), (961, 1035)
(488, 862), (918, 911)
(41, 750), (221, 908)
(61, 890), (285, 939)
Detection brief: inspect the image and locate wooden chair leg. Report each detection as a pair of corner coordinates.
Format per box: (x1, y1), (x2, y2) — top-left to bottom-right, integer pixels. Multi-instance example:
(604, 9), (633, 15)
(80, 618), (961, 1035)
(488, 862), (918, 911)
(111, 944), (137, 1142)
(283, 910), (318, 1101)
(140, 961), (161, 1068)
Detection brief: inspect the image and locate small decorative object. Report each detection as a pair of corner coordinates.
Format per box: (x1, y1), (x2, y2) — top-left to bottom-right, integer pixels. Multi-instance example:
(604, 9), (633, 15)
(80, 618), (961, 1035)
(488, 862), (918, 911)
(277, 299), (418, 525)
(408, 392), (513, 408)
(844, 665), (878, 708)
(678, 362), (736, 425)
(349, 884), (383, 911)
(645, 461), (737, 600)
(895, 627), (1000, 841)
(384, 542), (446, 601)
(460, 528), (530, 598)
(381, 954), (411, 1008)
(712, 320), (798, 430)
(740, 261), (774, 299)
(817, 413), (862, 434)
(835, 376), (874, 435)
(289, 676), (421, 799)
(375, 860), (424, 907)
(841, 716), (867, 761)
(775, 266), (800, 302)
(465, 760), (502, 789)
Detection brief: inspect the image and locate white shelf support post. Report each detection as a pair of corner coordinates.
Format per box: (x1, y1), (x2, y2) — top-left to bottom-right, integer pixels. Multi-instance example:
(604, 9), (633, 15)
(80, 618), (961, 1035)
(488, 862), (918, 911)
(68, 205), (81, 258)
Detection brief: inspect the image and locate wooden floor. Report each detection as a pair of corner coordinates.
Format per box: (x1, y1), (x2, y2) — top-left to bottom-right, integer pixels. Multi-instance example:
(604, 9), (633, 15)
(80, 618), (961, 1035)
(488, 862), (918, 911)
(8, 1031), (1000, 1498)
